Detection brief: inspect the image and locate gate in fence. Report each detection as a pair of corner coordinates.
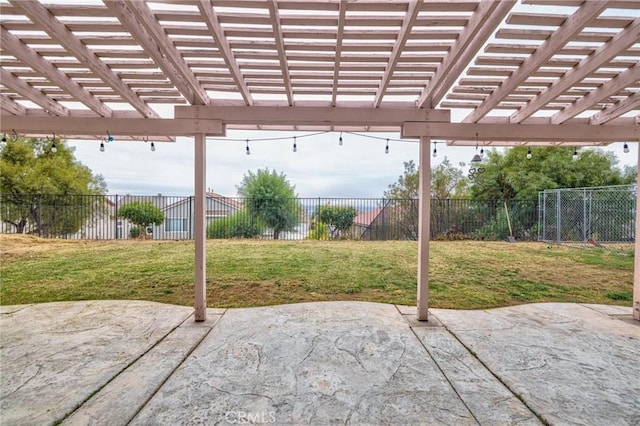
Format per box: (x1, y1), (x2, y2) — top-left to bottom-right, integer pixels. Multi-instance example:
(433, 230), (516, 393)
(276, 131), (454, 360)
(538, 185), (636, 246)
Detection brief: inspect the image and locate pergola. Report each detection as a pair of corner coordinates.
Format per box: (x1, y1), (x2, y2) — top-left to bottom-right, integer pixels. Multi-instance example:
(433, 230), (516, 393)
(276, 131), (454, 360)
(1, 0), (639, 321)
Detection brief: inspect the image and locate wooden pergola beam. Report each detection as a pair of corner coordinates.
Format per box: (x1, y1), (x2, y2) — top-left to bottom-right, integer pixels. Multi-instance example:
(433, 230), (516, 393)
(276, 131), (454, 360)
(418, 0), (515, 109)
(552, 62), (640, 124)
(512, 17), (640, 123)
(590, 92), (640, 125)
(0, 115), (224, 137)
(11, 0), (158, 118)
(0, 24), (112, 117)
(105, 0), (210, 106)
(331, 0), (347, 107)
(0, 68), (70, 116)
(463, 0), (610, 123)
(197, 0), (253, 106)
(402, 121), (640, 142)
(267, 0), (294, 106)
(373, 0), (422, 107)
(0, 95), (27, 116)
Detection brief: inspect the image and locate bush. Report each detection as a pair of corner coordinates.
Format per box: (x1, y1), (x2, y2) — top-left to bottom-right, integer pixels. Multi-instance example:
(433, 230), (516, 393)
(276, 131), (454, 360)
(129, 226), (141, 239)
(207, 211), (262, 239)
(307, 221), (329, 240)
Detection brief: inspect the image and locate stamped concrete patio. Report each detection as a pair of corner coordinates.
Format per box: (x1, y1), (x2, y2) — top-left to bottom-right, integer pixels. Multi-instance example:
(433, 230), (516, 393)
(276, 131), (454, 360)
(1, 301), (638, 426)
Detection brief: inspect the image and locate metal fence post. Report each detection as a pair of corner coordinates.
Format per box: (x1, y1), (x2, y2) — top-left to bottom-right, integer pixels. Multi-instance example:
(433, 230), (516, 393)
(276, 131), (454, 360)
(114, 194), (119, 239)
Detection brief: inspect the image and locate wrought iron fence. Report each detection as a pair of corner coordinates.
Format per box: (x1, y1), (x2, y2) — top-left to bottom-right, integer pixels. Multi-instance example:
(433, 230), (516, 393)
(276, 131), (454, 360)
(538, 185), (636, 246)
(0, 193), (539, 241)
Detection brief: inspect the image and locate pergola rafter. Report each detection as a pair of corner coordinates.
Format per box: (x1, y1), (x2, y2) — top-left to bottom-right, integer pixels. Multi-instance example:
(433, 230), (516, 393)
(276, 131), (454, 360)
(105, 0), (210, 106)
(462, 0), (611, 124)
(1, 68), (70, 116)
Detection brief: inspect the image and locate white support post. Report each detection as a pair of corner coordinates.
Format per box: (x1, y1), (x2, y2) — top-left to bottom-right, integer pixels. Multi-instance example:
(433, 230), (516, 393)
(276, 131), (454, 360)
(194, 134), (207, 322)
(634, 145), (640, 321)
(417, 136), (431, 321)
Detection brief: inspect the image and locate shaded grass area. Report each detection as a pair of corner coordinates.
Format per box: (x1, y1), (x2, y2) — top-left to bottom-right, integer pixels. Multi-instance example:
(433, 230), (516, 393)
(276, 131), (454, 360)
(0, 235), (633, 309)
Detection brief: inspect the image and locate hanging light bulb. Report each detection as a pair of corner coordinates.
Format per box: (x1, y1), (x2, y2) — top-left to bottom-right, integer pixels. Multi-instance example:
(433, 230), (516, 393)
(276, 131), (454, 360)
(572, 148), (578, 160)
(293, 136), (297, 153)
(433, 142), (437, 158)
(480, 147), (484, 157)
(1, 134), (7, 143)
(339, 132), (343, 146)
(150, 142), (156, 152)
(527, 147), (532, 159)
(245, 139), (250, 155)
(100, 140), (105, 152)
(385, 139), (389, 154)
(623, 142), (629, 154)
(51, 141), (57, 153)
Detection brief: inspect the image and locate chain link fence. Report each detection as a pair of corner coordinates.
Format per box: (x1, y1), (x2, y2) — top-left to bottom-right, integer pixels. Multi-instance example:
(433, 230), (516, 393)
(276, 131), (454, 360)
(538, 185), (636, 248)
(1, 193), (538, 242)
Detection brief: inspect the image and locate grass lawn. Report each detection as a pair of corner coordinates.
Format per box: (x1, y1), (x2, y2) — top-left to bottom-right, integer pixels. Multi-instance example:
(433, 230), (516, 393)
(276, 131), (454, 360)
(0, 235), (633, 309)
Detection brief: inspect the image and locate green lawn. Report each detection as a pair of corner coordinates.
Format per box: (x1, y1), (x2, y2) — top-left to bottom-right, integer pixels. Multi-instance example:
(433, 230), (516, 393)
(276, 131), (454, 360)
(0, 235), (633, 309)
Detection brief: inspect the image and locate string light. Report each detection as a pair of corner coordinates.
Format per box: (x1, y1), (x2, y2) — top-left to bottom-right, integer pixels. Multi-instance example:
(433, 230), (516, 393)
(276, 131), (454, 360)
(150, 142), (156, 152)
(245, 139), (250, 155)
(47, 132), (57, 153)
(527, 147), (532, 159)
(480, 147), (484, 157)
(100, 140), (105, 152)
(293, 136), (297, 153)
(339, 132), (343, 146)
(1, 134), (6, 143)
(572, 148), (578, 160)
(433, 141), (437, 158)
(623, 142), (629, 154)
(385, 138), (389, 154)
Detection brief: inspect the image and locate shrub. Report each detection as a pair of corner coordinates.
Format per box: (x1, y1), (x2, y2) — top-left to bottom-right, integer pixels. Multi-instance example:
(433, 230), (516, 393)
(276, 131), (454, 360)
(307, 221), (329, 240)
(207, 210), (262, 239)
(129, 226), (141, 239)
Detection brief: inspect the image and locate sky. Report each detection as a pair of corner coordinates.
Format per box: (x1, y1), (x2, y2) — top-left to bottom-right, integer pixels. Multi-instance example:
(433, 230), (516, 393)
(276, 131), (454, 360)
(67, 131), (637, 199)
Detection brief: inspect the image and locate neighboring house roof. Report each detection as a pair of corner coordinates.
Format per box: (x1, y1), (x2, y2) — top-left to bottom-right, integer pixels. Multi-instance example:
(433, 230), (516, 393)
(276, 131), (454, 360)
(162, 192), (242, 213)
(354, 207), (384, 228)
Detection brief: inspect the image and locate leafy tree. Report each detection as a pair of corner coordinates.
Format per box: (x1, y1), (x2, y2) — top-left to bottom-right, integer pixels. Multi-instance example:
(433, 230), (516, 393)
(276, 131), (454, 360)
(207, 210), (263, 239)
(317, 205), (358, 239)
(118, 201), (164, 239)
(237, 168), (301, 239)
(0, 137), (106, 236)
(470, 147), (633, 200)
(383, 158), (469, 240)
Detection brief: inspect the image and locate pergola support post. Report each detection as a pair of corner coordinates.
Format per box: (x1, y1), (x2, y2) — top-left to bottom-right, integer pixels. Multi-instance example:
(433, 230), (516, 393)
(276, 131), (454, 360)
(194, 133), (207, 322)
(634, 146), (640, 321)
(417, 136), (431, 321)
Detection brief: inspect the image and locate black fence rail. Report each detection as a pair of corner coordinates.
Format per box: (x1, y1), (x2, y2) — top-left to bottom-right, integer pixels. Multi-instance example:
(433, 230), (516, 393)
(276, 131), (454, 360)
(0, 194), (539, 241)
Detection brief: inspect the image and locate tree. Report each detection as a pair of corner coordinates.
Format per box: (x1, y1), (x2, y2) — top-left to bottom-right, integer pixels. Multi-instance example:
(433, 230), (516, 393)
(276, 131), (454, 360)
(0, 137), (106, 236)
(207, 210), (262, 239)
(470, 147), (634, 200)
(237, 168), (300, 239)
(383, 158), (469, 240)
(117, 201), (164, 239)
(316, 205), (358, 239)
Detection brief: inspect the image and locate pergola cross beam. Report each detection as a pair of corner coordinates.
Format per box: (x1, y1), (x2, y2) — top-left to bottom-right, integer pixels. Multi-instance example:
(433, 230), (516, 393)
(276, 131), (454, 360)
(512, 17), (640, 123)
(267, 0), (294, 106)
(552, 62), (640, 124)
(1, 68), (70, 116)
(105, 0), (210, 106)
(418, 0), (515, 109)
(373, 0), (422, 108)
(10, 0), (159, 118)
(0, 24), (113, 117)
(463, 0), (610, 123)
(196, 0), (253, 106)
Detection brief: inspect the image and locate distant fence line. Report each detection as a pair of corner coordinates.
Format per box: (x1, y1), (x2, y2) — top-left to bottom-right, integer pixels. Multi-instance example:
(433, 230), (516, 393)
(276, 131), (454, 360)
(0, 193), (539, 241)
